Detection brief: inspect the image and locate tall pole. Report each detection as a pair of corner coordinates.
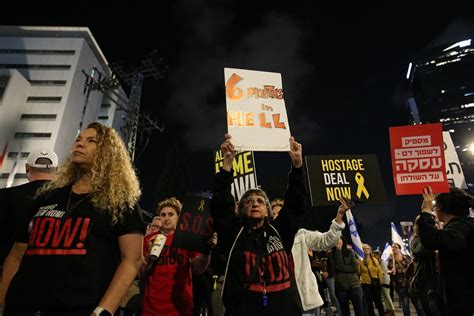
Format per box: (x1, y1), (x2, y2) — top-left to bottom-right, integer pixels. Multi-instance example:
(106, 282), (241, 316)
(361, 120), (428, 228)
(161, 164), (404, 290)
(126, 73), (144, 160)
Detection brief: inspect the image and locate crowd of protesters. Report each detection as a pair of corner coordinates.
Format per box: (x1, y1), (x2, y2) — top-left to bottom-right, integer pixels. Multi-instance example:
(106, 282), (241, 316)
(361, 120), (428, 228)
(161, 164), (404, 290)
(0, 123), (473, 316)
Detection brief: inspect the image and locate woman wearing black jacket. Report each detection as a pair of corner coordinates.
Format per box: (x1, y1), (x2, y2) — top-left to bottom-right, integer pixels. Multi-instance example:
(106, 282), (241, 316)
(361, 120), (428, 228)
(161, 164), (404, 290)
(418, 186), (474, 315)
(210, 134), (305, 316)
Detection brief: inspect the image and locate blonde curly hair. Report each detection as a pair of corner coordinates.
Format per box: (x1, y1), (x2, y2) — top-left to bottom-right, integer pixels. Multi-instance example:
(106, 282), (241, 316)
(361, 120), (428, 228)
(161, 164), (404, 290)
(38, 122), (141, 222)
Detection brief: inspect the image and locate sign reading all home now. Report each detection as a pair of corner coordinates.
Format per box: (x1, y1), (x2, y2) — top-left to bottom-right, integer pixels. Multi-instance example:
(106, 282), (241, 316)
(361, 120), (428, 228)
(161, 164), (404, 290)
(214, 148), (258, 201)
(305, 155), (386, 206)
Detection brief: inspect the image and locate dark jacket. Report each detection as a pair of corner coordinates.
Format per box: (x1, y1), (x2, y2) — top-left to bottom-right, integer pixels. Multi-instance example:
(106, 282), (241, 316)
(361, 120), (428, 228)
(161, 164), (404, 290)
(210, 166), (306, 316)
(417, 212), (474, 315)
(328, 248), (360, 291)
(410, 236), (437, 296)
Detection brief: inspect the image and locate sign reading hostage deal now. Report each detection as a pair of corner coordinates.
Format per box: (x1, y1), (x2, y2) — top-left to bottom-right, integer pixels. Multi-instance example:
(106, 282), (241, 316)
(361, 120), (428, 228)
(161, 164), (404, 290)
(172, 195), (214, 253)
(305, 155), (386, 206)
(214, 149), (258, 201)
(389, 123), (449, 195)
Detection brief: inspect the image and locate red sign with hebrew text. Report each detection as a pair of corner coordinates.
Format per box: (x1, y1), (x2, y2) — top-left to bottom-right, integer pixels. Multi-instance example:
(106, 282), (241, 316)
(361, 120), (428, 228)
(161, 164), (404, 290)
(389, 123), (449, 195)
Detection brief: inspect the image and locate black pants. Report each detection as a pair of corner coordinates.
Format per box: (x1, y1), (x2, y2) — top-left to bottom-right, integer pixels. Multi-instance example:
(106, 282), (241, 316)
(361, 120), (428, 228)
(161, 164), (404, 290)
(362, 283), (385, 316)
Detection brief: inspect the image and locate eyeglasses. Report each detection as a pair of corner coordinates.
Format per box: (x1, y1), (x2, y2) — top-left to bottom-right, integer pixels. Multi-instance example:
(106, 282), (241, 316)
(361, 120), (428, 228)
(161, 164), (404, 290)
(243, 197), (267, 206)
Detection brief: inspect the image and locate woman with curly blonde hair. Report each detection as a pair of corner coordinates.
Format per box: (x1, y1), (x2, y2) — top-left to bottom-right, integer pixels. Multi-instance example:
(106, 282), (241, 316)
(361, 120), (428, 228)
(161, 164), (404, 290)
(1, 122), (145, 316)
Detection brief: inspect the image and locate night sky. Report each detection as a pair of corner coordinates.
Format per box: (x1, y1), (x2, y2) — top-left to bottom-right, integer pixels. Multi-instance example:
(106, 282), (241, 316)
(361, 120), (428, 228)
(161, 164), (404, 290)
(6, 2), (474, 248)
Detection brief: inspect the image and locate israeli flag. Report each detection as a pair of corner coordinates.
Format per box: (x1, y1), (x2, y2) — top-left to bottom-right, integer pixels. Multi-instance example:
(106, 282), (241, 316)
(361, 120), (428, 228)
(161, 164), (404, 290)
(381, 242), (391, 262)
(346, 209), (364, 260)
(391, 222), (410, 256)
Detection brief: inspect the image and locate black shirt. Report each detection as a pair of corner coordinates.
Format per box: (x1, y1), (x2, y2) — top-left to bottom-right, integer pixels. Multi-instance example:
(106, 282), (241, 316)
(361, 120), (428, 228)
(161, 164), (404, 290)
(0, 180), (48, 264)
(5, 186), (144, 312)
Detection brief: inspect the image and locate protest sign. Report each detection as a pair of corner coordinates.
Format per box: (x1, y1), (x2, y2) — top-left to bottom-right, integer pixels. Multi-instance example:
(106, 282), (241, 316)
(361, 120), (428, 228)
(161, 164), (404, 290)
(224, 67), (291, 151)
(443, 131), (467, 189)
(172, 195), (214, 253)
(305, 155), (386, 206)
(389, 123), (449, 195)
(215, 149), (258, 201)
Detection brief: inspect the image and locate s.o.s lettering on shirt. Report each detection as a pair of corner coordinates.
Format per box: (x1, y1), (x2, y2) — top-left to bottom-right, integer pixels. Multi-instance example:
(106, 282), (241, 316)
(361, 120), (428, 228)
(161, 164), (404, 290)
(26, 206), (91, 256)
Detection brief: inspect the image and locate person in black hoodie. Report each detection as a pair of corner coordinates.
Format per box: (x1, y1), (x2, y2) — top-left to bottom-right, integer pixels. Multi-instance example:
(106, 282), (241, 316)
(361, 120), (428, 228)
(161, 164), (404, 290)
(210, 134), (305, 316)
(418, 186), (474, 315)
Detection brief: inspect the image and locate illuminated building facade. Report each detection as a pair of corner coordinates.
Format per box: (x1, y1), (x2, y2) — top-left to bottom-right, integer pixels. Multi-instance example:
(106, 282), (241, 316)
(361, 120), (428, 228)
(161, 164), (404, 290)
(406, 38), (474, 189)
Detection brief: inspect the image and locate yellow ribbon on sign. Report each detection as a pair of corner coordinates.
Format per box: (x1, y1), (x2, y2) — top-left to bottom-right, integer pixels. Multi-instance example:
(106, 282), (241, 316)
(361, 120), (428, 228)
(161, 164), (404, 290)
(198, 199), (206, 212)
(355, 172), (369, 199)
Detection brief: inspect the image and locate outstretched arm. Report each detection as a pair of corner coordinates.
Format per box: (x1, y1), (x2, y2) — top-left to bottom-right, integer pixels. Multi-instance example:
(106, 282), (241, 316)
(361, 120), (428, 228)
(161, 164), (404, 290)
(280, 137), (306, 214)
(418, 186), (472, 251)
(273, 137), (306, 250)
(210, 135), (239, 254)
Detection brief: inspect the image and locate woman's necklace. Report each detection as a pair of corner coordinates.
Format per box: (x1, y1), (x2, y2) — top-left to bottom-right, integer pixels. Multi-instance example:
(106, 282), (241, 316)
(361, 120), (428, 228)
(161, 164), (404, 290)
(66, 186), (91, 213)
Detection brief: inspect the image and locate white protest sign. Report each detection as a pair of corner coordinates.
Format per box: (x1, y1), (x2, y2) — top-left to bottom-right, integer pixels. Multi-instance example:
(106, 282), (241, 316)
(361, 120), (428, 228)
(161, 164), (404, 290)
(443, 132), (467, 189)
(224, 68), (291, 151)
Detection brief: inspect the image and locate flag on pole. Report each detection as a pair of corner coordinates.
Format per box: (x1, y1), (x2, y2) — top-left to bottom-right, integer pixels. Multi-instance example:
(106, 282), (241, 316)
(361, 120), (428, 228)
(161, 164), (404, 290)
(346, 209), (364, 260)
(0, 142), (8, 168)
(381, 242), (391, 262)
(6, 152), (19, 188)
(391, 222), (410, 256)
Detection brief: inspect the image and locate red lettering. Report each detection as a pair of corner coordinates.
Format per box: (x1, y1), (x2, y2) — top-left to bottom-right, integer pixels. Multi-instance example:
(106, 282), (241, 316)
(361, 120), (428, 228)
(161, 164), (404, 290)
(272, 114), (286, 129)
(204, 218), (214, 235)
(244, 251), (256, 278)
(79, 218), (90, 241)
(52, 218), (82, 247)
(279, 251), (290, 280)
(266, 255), (276, 283)
(272, 251), (283, 282)
(259, 257), (267, 283)
(179, 213), (191, 231)
(259, 113), (272, 128)
(29, 218), (41, 246)
(35, 218), (56, 247)
(191, 215), (202, 234)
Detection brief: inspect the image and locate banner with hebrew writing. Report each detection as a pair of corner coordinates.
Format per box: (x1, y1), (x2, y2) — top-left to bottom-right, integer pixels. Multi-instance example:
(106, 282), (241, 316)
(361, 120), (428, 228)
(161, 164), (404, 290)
(214, 149), (258, 201)
(224, 68), (291, 151)
(305, 155), (386, 206)
(443, 132), (467, 189)
(389, 123), (449, 195)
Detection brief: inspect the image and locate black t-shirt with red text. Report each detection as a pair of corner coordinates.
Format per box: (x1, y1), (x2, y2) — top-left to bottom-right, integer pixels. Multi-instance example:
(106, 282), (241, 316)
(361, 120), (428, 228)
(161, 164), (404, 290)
(5, 186), (144, 311)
